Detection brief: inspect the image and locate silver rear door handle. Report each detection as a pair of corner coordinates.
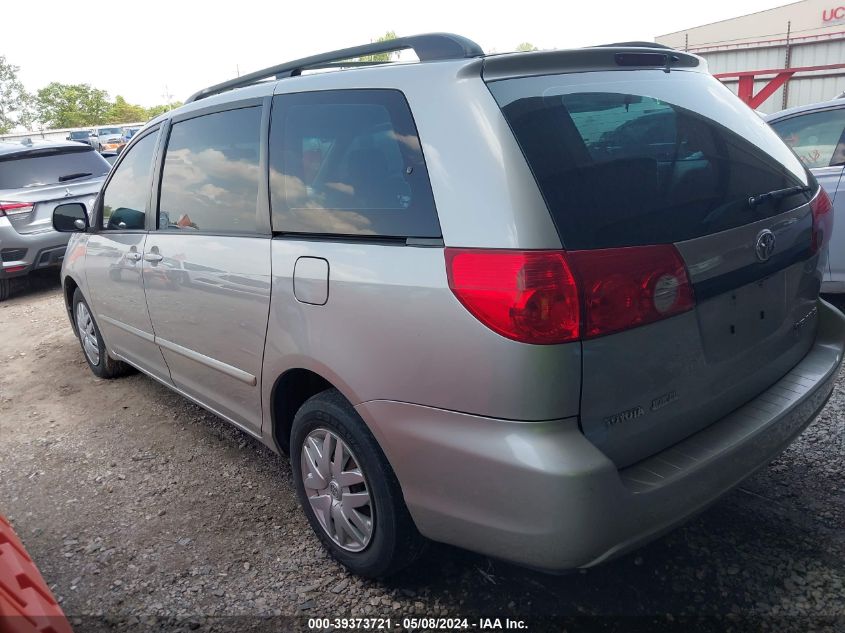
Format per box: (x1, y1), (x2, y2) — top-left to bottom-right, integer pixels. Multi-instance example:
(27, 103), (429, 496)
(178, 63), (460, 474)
(126, 252), (142, 261)
(144, 253), (163, 263)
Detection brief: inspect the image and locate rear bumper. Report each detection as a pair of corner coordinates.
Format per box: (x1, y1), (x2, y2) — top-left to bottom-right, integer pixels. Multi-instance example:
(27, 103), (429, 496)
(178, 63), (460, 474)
(0, 218), (69, 279)
(356, 299), (845, 572)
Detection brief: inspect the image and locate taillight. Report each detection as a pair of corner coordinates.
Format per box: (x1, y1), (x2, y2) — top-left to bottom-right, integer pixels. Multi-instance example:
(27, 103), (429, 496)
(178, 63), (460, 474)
(445, 249), (580, 344)
(0, 202), (34, 217)
(810, 187), (833, 255)
(568, 245), (695, 339)
(445, 245), (694, 344)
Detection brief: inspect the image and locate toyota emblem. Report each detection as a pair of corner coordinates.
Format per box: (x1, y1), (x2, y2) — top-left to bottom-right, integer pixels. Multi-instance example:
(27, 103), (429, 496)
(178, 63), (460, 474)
(755, 229), (776, 262)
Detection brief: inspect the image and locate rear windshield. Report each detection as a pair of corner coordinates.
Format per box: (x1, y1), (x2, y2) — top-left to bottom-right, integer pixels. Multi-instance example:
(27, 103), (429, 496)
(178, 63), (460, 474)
(489, 70), (811, 249)
(0, 148), (110, 189)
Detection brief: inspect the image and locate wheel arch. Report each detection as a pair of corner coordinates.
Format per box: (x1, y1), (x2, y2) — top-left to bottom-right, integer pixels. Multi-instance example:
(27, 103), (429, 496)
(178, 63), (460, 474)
(270, 367), (338, 455)
(63, 275), (81, 335)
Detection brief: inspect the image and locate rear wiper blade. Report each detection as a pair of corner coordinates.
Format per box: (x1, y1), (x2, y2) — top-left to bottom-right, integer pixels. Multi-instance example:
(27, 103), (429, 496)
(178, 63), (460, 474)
(748, 185), (811, 208)
(57, 172), (93, 183)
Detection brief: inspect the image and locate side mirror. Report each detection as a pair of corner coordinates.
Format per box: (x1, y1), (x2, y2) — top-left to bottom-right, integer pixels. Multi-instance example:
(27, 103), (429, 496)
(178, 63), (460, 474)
(53, 203), (89, 232)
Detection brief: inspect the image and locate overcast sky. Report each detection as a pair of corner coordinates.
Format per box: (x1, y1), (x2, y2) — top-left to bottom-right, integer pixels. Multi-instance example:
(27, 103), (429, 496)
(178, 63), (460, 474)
(4, 0), (784, 107)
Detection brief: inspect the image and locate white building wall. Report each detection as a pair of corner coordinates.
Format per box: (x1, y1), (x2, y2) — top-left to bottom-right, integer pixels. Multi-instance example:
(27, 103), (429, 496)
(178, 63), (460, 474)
(698, 37), (845, 113)
(656, 0), (841, 49)
(656, 0), (845, 113)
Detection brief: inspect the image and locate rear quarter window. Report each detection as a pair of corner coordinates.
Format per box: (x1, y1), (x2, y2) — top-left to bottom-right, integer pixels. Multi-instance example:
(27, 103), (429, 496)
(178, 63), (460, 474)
(768, 108), (845, 169)
(269, 89), (440, 238)
(489, 71), (811, 249)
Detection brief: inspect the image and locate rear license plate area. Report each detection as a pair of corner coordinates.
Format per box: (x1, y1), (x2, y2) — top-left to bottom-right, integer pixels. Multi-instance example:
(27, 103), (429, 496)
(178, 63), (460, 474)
(697, 272), (787, 363)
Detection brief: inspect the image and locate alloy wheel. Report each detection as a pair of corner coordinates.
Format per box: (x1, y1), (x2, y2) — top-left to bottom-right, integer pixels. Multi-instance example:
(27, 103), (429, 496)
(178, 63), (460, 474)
(300, 428), (374, 552)
(75, 302), (100, 366)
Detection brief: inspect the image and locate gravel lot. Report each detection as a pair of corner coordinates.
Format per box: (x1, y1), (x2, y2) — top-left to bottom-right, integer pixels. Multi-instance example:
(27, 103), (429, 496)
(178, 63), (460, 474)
(1, 273), (844, 632)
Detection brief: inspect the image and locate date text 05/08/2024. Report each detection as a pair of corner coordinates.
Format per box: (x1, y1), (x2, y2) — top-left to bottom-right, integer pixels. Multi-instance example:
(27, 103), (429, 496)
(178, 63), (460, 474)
(307, 617), (528, 630)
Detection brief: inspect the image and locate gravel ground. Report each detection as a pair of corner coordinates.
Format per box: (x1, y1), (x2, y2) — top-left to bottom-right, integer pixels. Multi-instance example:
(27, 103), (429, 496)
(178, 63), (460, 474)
(1, 273), (844, 632)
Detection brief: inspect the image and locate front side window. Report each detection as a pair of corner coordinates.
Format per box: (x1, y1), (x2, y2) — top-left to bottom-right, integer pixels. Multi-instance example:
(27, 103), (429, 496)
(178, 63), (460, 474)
(769, 108), (845, 169)
(158, 106), (262, 234)
(269, 89), (440, 238)
(101, 131), (158, 230)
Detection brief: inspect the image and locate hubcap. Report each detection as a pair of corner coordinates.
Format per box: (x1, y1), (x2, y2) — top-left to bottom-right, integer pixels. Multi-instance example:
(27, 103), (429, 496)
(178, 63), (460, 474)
(75, 302), (100, 366)
(300, 428), (374, 552)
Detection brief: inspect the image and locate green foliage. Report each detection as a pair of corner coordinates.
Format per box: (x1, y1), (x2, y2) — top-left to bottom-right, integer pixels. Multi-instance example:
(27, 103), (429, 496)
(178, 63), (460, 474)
(516, 42), (538, 52)
(109, 96), (149, 123)
(146, 102), (182, 119)
(33, 82), (177, 129)
(0, 56), (33, 134)
(36, 83), (111, 128)
(353, 31), (398, 64)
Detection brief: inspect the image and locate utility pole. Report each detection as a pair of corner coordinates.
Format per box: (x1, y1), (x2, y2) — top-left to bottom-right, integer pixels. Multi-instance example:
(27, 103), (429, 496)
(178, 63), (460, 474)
(782, 21), (792, 110)
(162, 85), (174, 111)
(685, 33), (689, 52)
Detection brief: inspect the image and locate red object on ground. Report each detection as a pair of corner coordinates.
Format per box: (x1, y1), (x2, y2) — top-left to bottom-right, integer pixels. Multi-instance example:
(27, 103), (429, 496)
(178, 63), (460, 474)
(0, 515), (73, 633)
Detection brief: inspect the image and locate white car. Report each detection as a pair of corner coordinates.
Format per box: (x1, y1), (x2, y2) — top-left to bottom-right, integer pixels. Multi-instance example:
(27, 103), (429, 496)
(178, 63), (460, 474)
(767, 99), (845, 293)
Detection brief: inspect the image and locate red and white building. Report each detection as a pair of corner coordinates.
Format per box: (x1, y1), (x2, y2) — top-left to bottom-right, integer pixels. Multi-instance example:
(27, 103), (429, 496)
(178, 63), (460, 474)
(656, 0), (845, 113)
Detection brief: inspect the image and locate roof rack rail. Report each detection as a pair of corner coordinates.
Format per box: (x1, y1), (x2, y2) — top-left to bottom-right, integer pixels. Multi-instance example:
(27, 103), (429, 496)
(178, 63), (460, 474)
(185, 33), (484, 103)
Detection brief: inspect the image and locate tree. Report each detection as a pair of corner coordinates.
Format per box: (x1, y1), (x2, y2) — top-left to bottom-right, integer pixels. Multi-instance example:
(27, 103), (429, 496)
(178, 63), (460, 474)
(36, 83), (111, 128)
(516, 42), (538, 52)
(108, 96), (148, 123)
(354, 31), (398, 63)
(0, 56), (33, 134)
(146, 101), (182, 119)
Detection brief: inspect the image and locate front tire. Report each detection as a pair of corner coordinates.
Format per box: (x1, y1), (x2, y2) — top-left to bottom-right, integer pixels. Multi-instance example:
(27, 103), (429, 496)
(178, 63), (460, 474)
(291, 389), (425, 577)
(72, 289), (133, 379)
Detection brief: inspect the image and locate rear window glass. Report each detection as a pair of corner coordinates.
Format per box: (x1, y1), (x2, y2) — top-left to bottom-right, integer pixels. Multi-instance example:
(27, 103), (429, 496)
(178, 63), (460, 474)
(0, 148), (110, 190)
(489, 71), (811, 249)
(269, 89), (440, 238)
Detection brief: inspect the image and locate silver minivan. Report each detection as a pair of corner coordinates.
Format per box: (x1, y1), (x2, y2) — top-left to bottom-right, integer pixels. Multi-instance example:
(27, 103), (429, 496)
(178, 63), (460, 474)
(54, 34), (845, 577)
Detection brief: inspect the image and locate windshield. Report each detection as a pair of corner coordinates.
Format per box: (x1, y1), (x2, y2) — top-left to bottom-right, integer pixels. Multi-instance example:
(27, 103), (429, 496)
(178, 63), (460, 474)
(489, 70), (811, 249)
(98, 128), (122, 136)
(70, 131), (91, 139)
(0, 149), (110, 189)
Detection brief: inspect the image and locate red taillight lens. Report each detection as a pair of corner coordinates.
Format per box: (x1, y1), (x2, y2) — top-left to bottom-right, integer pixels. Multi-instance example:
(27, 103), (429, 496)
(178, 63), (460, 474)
(0, 202), (34, 217)
(445, 249), (580, 344)
(446, 245), (695, 344)
(568, 245), (694, 339)
(810, 187), (833, 255)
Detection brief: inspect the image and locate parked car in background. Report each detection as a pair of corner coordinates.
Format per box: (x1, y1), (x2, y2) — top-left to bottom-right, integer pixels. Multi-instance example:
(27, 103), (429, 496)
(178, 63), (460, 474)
(767, 98), (845, 293)
(123, 126), (142, 144)
(66, 129), (96, 147)
(95, 127), (125, 153)
(0, 140), (109, 301)
(54, 35), (843, 578)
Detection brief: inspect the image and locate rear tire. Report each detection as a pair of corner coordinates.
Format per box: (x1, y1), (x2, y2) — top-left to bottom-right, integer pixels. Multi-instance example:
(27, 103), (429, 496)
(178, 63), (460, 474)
(72, 289), (133, 379)
(291, 388), (425, 577)
(0, 278), (8, 302)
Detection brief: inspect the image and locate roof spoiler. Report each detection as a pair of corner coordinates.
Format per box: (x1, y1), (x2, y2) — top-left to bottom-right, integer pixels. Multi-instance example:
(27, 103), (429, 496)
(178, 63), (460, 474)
(482, 45), (701, 82)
